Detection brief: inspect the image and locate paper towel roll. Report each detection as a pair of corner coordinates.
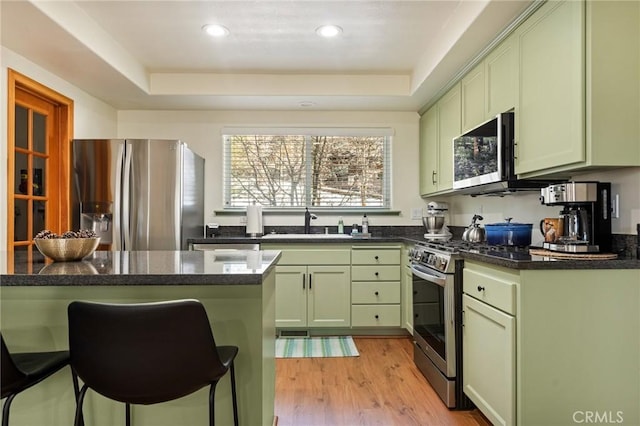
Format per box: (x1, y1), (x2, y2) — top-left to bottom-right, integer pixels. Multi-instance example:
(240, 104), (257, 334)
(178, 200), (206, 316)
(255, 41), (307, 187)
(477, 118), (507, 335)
(246, 204), (263, 236)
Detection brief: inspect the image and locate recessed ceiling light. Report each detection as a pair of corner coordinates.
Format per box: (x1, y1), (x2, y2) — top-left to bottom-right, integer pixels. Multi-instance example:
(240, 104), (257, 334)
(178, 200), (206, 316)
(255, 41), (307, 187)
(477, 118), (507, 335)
(202, 24), (229, 37)
(316, 25), (342, 38)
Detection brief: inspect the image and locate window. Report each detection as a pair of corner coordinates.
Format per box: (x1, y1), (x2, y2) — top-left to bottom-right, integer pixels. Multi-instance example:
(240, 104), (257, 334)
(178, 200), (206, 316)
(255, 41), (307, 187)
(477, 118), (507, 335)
(223, 128), (392, 209)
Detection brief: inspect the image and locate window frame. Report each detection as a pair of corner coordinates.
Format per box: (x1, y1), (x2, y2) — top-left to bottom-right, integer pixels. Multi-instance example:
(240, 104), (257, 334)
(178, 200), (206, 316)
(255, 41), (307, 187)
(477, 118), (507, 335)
(222, 128), (393, 212)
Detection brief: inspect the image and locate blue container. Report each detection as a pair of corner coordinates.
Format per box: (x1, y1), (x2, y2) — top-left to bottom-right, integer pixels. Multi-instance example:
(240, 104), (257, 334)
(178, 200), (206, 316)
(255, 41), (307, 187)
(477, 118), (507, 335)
(485, 222), (532, 246)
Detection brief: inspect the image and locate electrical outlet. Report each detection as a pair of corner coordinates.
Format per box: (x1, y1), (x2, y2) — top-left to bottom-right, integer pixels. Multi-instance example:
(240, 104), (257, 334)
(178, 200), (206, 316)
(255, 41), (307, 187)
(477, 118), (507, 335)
(411, 208), (423, 220)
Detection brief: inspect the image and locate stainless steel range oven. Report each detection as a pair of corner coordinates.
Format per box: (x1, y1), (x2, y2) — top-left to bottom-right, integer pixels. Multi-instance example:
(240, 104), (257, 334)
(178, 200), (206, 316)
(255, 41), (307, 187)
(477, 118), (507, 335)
(409, 242), (471, 409)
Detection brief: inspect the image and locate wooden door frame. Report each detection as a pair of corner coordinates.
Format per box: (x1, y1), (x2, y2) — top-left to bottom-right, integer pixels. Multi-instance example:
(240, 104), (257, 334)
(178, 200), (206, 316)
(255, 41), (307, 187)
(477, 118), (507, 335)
(7, 69), (74, 250)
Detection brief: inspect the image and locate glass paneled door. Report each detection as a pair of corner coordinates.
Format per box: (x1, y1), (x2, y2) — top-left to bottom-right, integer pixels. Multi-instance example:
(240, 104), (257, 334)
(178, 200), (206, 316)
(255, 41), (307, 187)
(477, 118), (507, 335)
(12, 90), (56, 255)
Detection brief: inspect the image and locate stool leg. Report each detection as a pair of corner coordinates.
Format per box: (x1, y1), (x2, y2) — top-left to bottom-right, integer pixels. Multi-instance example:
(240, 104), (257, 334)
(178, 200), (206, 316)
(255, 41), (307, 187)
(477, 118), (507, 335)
(71, 368), (84, 426)
(125, 403), (131, 426)
(74, 385), (89, 426)
(208, 382), (219, 426)
(2, 394), (17, 426)
(230, 362), (238, 426)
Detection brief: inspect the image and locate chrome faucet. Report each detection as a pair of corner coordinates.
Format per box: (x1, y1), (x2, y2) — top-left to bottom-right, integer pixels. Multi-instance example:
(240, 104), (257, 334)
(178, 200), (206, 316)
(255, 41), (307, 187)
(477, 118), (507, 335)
(304, 207), (317, 234)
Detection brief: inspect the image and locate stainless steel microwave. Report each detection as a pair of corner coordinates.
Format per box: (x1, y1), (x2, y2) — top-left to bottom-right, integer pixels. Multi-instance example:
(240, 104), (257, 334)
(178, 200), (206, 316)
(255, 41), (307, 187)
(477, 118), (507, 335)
(452, 112), (553, 195)
(453, 113), (510, 189)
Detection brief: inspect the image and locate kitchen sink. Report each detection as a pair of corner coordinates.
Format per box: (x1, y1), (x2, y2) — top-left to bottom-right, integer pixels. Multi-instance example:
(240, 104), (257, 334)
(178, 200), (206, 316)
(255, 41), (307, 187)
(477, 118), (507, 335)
(261, 233), (352, 239)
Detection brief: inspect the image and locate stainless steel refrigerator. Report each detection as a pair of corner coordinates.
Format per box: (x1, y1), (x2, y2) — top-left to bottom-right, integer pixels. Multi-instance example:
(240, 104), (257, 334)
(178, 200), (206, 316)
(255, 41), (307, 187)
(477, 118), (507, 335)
(71, 139), (205, 250)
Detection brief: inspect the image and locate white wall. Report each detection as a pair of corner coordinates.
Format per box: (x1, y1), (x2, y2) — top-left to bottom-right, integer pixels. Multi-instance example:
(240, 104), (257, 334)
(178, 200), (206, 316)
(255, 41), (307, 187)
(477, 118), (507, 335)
(117, 110), (426, 229)
(571, 167), (640, 235)
(0, 47), (118, 250)
(441, 167), (640, 242)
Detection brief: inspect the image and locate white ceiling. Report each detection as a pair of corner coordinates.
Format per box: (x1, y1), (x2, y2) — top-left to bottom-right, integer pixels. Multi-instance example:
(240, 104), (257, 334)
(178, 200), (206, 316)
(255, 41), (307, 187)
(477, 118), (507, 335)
(1, 0), (533, 111)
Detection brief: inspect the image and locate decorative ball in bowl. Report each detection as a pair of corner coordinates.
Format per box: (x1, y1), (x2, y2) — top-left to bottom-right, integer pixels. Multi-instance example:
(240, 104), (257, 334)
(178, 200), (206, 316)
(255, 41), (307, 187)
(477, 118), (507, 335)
(34, 229), (100, 262)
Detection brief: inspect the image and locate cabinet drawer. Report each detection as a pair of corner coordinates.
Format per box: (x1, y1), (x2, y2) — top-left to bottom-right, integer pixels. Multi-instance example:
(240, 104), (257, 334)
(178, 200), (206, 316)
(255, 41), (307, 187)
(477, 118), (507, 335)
(276, 249), (351, 265)
(352, 282), (400, 304)
(351, 265), (400, 282)
(351, 248), (400, 265)
(463, 267), (517, 315)
(351, 305), (400, 327)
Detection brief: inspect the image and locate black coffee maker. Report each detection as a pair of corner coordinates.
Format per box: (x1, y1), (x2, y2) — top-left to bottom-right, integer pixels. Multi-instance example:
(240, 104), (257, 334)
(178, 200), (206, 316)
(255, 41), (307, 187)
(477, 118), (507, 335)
(539, 182), (612, 253)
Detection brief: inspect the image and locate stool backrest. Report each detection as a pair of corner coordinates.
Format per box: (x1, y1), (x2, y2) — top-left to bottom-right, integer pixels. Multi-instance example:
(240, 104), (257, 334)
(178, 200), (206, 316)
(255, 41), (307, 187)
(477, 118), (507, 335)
(68, 299), (225, 405)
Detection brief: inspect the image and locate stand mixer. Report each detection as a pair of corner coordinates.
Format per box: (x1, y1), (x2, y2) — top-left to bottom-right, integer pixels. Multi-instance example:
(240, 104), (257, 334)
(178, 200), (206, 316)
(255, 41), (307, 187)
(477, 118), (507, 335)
(422, 201), (452, 241)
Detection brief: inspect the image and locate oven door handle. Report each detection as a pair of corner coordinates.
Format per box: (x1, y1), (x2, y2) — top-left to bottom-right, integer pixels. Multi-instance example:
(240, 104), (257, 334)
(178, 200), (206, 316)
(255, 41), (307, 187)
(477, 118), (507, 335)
(410, 264), (447, 287)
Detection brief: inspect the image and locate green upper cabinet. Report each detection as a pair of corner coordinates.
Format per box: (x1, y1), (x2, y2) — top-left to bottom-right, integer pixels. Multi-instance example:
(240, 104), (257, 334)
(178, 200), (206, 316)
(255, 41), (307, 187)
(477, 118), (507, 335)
(516, 0), (585, 175)
(485, 35), (517, 118)
(419, 83), (460, 196)
(437, 83), (461, 192)
(461, 63), (486, 133)
(515, 0), (640, 177)
(419, 106), (438, 196)
(461, 35), (518, 133)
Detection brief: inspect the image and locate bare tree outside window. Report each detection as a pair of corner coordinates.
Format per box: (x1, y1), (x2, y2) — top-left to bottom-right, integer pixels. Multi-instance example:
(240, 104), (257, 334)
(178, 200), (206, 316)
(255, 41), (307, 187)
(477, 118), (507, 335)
(224, 133), (389, 208)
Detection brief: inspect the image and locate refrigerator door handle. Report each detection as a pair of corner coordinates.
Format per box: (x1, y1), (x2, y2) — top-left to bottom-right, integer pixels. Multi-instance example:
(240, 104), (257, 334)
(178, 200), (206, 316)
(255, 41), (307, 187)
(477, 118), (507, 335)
(174, 143), (182, 249)
(122, 143), (133, 251)
(114, 142), (125, 250)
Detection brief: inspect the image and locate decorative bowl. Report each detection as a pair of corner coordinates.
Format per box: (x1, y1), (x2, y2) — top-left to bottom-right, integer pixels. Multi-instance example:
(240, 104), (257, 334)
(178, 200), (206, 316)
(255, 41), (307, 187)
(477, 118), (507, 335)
(34, 237), (100, 262)
(38, 261), (98, 275)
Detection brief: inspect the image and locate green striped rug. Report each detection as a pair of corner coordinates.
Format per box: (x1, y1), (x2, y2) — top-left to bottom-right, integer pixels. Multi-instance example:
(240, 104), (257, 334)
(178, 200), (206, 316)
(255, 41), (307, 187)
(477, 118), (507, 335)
(275, 336), (359, 358)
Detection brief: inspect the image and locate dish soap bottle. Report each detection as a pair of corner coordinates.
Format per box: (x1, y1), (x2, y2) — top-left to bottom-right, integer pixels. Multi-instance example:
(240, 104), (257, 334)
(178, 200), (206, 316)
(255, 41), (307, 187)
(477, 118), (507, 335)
(362, 214), (369, 234)
(338, 217), (344, 234)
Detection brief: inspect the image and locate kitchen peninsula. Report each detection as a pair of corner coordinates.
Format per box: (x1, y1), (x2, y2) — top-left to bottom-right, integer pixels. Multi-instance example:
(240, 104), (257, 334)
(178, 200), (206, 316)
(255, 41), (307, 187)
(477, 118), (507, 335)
(0, 249), (280, 426)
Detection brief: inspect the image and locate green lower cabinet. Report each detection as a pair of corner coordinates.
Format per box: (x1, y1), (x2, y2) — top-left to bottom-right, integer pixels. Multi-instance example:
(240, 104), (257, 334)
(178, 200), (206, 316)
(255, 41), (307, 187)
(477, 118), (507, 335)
(463, 294), (516, 426)
(350, 245), (402, 328)
(351, 304), (400, 327)
(272, 244), (405, 331)
(274, 265), (351, 328)
(463, 261), (640, 426)
(402, 262), (414, 333)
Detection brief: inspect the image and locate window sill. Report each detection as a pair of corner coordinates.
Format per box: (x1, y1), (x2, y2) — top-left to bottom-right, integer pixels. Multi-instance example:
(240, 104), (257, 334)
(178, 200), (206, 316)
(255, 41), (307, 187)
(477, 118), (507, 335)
(214, 208), (401, 216)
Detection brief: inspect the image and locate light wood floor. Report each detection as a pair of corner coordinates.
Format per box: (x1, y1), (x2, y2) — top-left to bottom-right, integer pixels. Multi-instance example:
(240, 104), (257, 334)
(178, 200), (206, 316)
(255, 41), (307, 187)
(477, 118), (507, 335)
(275, 337), (491, 426)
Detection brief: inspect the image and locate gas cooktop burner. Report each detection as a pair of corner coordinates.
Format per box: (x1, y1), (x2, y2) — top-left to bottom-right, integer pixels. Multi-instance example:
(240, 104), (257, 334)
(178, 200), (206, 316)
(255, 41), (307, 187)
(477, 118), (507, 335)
(416, 239), (530, 254)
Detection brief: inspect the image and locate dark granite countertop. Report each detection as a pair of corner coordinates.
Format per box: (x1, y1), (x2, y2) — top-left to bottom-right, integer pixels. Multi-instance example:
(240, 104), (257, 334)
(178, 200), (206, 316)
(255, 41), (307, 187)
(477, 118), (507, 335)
(459, 249), (640, 270)
(188, 236), (640, 270)
(189, 235), (407, 245)
(0, 250), (281, 286)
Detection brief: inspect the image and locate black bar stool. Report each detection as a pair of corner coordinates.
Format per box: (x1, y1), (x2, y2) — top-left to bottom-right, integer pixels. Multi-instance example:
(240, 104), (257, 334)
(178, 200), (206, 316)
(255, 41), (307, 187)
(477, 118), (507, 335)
(1, 333), (80, 426)
(68, 299), (239, 426)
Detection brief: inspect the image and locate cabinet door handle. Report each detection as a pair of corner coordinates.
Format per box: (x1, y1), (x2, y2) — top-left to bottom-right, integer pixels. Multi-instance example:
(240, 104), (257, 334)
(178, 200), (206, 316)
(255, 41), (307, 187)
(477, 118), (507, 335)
(374, 291), (379, 296)
(309, 274), (312, 290)
(477, 286), (485, 292)
(374, 272), (379, 277)
(374, 255), (379, 260)
(432, 170), (437, 184)
(375, 314), (379, 319)
(302, 274), (306, 289)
